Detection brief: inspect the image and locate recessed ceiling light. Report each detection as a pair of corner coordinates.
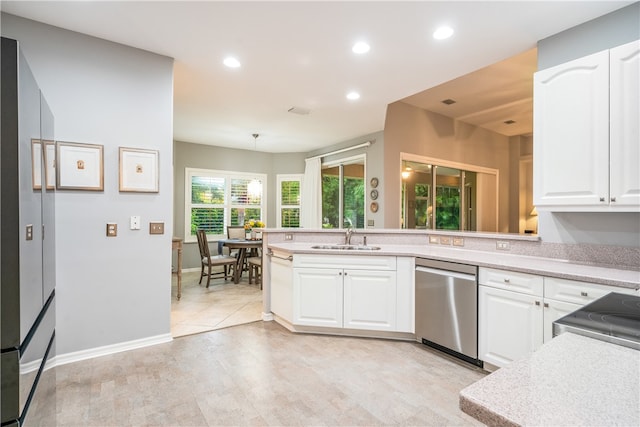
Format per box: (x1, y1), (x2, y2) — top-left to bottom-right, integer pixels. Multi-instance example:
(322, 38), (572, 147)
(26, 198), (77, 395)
(504, 120), (516, 125)
(441, 98), (456, 105)
(346, 91), (360, 100)
(352, 42), (370, 54)
(223, 57), (241, 68)
(433, 26), (454, 40)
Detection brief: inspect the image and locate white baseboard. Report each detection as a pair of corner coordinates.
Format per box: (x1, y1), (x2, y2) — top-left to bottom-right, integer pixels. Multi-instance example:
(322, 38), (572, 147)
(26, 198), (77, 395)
(181, 267), (200, 273)
(262, 312), (274, 321)
(55, 333), (173, 367)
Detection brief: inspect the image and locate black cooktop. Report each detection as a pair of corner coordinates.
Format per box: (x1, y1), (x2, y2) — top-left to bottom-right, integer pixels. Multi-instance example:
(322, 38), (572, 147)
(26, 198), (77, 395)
(553, 292), (640, 350)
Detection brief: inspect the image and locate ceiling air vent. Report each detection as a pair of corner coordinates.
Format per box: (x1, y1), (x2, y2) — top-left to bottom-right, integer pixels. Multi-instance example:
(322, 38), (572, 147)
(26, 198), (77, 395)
(288, 106), (311, 115)
(441, 98), (456, 105)
(503, 120), (516, 125)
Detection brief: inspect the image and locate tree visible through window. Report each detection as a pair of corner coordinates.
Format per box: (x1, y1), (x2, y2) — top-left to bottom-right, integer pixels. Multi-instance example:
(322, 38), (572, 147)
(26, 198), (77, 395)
(321, 159), (365, 229)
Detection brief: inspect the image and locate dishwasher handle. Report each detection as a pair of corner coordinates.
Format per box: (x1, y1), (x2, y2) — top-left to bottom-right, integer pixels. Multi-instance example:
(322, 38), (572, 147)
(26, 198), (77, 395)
(416, 266), (476, 282)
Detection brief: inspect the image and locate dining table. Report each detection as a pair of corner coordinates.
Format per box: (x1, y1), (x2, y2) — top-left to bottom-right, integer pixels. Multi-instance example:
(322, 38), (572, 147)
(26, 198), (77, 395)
(219, 239), (263, 284)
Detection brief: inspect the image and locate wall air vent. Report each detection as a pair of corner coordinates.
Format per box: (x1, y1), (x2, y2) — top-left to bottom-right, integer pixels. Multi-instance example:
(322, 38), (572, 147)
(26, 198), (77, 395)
(441, 98), (456, 105)
(288, 106), (311, 115)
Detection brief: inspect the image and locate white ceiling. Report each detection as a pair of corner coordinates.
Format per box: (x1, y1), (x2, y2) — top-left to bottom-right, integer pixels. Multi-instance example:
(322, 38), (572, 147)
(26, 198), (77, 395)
(1, 1), (632, 153)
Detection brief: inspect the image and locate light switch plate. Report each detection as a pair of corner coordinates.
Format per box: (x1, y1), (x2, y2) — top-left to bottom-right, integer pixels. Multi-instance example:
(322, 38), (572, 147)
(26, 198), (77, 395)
(149, 222), (164, 235)
(428, 236), (438, 244)
(284, 233), (293, 241)
(130, 216), (141, 230)
(106, 223), (117, 237)
(26, 224), (33, 241)
(440, 236), (452, 245)
(453, 237), (464, 247)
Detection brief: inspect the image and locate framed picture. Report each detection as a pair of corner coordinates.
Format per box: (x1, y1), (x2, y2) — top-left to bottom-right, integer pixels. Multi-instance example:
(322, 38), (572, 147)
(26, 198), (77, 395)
(31, 139), (43, 190)
(57, 141), (104, 191)
(43, 140), (56, 190)
(119, 147), (159, 193)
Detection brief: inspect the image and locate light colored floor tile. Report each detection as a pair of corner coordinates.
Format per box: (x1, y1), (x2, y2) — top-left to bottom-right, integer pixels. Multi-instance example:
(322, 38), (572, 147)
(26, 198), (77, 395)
(171, 271), (263, 337)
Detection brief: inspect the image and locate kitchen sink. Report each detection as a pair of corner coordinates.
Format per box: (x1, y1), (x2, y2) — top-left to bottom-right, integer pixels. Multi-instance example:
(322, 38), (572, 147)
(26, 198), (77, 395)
(311, 244), (381, 251)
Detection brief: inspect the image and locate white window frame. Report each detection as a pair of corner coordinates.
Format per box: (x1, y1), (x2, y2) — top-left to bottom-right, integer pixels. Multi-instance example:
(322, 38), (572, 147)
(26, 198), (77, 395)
(276, 174), (303, 228)
(185, 167), (267, 242)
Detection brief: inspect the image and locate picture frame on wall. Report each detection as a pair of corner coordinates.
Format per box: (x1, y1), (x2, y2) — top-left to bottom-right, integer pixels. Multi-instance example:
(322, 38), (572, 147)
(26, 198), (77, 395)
(57, 141), (104, 191)
(43, 140), (56, 190)
(119, 147), (159, 193)
(31, 139), (42, 190)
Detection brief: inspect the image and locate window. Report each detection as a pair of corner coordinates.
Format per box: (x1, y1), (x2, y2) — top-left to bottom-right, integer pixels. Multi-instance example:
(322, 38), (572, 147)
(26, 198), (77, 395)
(321, 155), (365, 229)
(277, 174), (302, 228)
(185, 168), (267, 241)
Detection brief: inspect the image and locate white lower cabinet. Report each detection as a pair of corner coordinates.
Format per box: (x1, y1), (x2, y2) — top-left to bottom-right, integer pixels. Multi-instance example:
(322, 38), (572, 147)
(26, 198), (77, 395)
(344, 269), (396, 331)
(478, 267), (637, 368)
(478, 285), (543, 368)
(288, 254), (410, 333)
(293, 268), (343, 327)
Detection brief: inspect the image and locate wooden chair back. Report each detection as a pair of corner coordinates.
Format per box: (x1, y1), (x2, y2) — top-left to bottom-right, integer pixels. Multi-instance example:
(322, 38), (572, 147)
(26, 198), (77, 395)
(196, 229), (211, 259)
(227, 226), (245, 240)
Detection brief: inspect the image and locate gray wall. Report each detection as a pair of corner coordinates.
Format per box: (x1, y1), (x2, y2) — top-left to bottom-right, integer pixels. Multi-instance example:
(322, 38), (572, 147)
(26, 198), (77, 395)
(536, 2), (640, 247)
(382, 102), (512, 231)
(2, 14), (175, 355)
(173, 140), (306, 269)
(537, 2), (640, 69)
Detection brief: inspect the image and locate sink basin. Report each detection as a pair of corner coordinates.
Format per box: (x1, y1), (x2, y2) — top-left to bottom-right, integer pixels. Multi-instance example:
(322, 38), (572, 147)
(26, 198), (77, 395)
(311, 244), (381, 251)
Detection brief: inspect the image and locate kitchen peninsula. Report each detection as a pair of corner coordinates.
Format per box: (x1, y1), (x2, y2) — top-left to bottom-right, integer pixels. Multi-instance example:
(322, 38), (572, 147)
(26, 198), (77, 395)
(260, 229), (640, 425)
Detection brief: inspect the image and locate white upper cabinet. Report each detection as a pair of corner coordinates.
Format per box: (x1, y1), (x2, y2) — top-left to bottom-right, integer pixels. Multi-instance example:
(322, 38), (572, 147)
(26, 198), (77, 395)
(610, 40), (640, 208)
(533, 40), (639, 211)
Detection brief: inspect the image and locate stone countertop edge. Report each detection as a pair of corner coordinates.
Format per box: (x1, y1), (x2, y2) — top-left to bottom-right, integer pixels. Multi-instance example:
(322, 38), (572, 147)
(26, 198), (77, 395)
(266, 242), (640, 289)
(458, 333), (640, 427)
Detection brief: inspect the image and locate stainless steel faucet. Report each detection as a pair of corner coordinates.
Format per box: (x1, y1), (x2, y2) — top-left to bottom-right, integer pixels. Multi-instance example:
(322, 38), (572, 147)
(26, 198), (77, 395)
(345, 227), (354, 245)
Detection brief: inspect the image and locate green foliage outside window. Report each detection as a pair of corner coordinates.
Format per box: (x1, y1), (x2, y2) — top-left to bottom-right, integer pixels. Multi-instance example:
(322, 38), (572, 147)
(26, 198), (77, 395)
(435, 186), (460, 230)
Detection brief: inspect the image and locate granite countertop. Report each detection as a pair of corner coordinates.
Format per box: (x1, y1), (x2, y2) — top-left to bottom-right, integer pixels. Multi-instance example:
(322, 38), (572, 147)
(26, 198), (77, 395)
(459, 333), (640, 426)
(267, 242), (640, 289)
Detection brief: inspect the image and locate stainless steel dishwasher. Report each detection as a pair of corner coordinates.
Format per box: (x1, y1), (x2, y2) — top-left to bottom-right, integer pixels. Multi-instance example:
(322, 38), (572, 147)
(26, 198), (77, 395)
(415, 258), (482, 366)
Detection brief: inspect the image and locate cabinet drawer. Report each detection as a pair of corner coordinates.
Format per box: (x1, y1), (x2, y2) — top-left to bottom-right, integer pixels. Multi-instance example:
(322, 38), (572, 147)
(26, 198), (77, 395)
(479, 267), (543, 296)
(293, 254), (396, 270)
(544, 277), (638, 304)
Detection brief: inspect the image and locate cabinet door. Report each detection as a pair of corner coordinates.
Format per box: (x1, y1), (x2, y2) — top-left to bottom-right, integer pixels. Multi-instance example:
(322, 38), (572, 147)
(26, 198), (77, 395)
(270, 255), (293, 322)
(293, 268), (343, 327)
(610, 40), (640, 209)
(533, 50), (610, 207)
(343, 269), (396, 331)
(479, 286), (543, 368)
(543, 299), (580, 344)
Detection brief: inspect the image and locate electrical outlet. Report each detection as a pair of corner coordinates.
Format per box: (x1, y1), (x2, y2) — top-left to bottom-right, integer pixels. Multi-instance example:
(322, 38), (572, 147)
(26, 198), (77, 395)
(149, 222), (164, 235)
(496, 241), (510, 250)
(440, 236), (452, 245)
(284, 233), (293, 241)
(453, 237), (464, 247)
(106, 223), (117, 237)
(429, 236), (439, 244)
(367, 219), (374, 227)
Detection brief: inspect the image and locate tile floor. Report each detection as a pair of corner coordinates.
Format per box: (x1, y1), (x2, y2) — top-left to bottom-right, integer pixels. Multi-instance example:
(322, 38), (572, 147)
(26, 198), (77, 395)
(55, 321), (486, 426)
(171, 270), (263, 338)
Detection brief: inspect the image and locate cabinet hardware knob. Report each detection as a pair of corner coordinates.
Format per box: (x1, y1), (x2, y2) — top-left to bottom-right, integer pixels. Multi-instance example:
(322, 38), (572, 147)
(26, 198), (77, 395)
(581, 291), (588, 297)
(339, 272), (342, 276)
(344, 272), (347, 276)
(599, 197), (605, 202)
(611, 197), (616, 202)
(535, 301), (540, 306)
(504, 278), (510, 283)
(544, 302), (549, 308)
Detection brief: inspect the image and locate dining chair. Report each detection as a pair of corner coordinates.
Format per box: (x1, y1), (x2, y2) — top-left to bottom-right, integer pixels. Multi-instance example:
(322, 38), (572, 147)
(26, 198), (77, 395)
(227, 225), (245, 240)
(196, 229), (237, 288)
(247, 250), (262, 289)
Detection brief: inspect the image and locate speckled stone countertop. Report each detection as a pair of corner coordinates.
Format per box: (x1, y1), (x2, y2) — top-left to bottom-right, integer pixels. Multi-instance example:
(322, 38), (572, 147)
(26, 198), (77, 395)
(459, 333), (640, 426)
(267, 243), (640, 289)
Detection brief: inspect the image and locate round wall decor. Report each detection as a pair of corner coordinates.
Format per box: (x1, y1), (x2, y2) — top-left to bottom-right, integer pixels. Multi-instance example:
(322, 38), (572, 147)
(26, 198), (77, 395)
(370, 177), (379, 188)
(370, 202), (379, 213)
(370, 189), (378, 200)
